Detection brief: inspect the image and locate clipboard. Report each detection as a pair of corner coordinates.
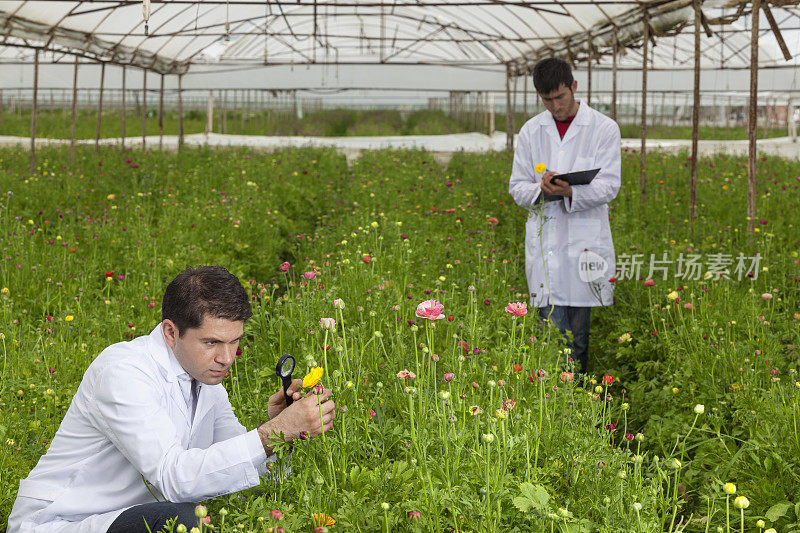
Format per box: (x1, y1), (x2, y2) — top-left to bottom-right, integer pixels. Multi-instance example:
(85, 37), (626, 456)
(542, 167), (601, 201)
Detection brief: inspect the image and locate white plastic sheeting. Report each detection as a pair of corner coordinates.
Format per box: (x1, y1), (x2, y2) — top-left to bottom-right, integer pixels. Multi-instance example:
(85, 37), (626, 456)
(2, 0), (796, 75)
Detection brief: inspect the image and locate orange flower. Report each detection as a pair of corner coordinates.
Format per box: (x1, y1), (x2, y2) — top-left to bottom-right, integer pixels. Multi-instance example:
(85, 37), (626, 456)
(313, 513), (335, 526)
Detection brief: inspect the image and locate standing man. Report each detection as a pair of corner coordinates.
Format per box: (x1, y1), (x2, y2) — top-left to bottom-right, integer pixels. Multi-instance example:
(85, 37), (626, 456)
(8, 266), (336, 533)
(508, 57), (621, 374)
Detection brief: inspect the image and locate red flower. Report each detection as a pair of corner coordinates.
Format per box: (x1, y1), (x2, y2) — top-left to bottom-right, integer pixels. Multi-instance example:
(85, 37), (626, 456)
(362, 255), (372, 263)
(513, 363), (523, 372)
(608, 276), (618, 283)
(279, 262), (290, 272)
(602, 374), (614, 385)
(105, 271), (113, 278)
(447, 315), (454, 321)
(487, 217), (499, 225)
(644, 279), (655, 286)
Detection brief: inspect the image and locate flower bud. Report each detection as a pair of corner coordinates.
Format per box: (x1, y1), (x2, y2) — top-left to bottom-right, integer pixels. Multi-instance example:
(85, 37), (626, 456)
(734, 496), (750, 509)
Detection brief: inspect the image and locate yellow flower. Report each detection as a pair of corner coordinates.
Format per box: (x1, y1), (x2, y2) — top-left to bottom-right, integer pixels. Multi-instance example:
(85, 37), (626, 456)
(303, 367), (324, 388)
(313, 513), (335, 526)
(65, 315), (74, 322)
(667, 291), (679, 301)
(535, 163), (547, 173)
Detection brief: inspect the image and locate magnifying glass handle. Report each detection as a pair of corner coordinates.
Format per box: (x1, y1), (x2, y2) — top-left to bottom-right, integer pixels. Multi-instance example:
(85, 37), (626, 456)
(281, 375), (293, 407)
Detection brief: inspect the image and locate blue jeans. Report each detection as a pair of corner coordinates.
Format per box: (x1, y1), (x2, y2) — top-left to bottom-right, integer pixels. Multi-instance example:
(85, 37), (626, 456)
(107, 502), (198, 533)
(538, 305), (591, 373)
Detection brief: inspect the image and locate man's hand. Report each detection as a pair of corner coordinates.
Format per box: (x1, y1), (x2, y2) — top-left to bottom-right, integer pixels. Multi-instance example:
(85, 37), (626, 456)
(267, 378), (303, 420)
(257, 388), (336, 453)
(540, 171), (573, 198)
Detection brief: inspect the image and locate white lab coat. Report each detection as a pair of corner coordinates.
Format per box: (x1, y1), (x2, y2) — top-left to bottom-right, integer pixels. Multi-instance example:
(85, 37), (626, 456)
(509, 101), (621, 307)
(7, 324), (277, 533)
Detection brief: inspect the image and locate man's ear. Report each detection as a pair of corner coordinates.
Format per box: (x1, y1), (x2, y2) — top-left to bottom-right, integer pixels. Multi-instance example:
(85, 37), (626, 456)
(571, 79), (578, 93)
(162, 319), (179, 348)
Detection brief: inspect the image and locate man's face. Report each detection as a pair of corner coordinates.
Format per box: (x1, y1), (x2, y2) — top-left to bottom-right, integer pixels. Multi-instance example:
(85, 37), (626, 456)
(163, 316), (244, 386)
(539, 80), (579, 122)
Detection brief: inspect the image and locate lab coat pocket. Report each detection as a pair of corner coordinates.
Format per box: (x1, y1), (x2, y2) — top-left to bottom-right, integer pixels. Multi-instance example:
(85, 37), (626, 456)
(572, 156), (594, 172)
(568, 219), (600, 251)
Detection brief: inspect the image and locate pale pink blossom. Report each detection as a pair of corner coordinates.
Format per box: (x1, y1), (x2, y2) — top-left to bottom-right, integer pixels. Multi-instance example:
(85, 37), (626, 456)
(320, 317), (336, 330)
(397, 369), (417, 380)
(304, 271), (316, 280)
(684, 303), (694, 310)
(505, 302), (528, 317)
(559, 372), (574, 382)
(415, 299), (445, 320)
(443, 372), (455, 382)
(761, 293), (773, 300)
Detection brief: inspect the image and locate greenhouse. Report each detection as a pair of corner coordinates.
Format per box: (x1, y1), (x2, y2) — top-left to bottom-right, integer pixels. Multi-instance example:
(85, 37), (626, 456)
(1, 0), (799, 531)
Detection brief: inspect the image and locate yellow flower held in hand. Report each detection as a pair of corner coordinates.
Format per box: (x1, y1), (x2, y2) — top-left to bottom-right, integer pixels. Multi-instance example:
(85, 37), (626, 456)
(535, 163), (547, 174)
(303, 367), (324, 388)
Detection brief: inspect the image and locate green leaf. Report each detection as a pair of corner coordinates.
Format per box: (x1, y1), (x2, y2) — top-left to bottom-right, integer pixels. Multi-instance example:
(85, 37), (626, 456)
(0, 425), (6, 440)
(512, 483), (550, 514)
(766, 502), (793, 522)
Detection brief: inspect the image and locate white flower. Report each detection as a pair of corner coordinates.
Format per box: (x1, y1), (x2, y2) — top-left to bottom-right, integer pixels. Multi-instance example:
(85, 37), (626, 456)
(694, 404), (705, 415)
(632, 502), (642, 512)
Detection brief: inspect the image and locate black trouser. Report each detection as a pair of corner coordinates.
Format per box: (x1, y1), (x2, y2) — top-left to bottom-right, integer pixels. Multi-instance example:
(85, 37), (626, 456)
(106, 502), (198, 533)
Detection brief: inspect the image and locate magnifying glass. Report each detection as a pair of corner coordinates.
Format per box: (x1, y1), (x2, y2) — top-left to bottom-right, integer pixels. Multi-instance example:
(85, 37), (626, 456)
(276, 353), (296, 406)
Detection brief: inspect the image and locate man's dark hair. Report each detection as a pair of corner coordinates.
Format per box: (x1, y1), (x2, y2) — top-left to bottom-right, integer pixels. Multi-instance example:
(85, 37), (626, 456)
(162, 266), (252, 336)
(533, 58), (574, 96)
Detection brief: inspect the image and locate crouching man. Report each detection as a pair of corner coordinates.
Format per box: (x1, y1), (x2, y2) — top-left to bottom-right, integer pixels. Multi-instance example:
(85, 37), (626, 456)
(8, 266), (335, 533)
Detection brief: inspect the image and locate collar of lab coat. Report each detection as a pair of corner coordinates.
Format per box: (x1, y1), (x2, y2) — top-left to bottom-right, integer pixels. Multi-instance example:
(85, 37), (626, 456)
(146, 323), (213, 431)
(146, 323), (187, 383)
(543, 99), (591, 146)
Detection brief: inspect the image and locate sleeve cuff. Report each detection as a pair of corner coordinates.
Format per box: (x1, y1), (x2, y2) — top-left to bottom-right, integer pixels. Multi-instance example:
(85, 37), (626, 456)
(563, 187), (577, 212)
(245, 428), (268, 470)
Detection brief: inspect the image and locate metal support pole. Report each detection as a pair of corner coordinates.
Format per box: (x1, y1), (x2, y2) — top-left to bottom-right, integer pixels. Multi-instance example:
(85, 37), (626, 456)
(141, 69), (147, 149)
(95, 62), (105, 153)
(158, 74), (164, 150)
(505, 64), (512, 150)
(178, 74), (184, 149)
(747, 0), (760, 234)
(690, 0), (701, 221)
(206, 90), (214, 136)
(587, 32), (592, 107)
(640, 11), (649, 203)
(69, 56), (79, 166)
(29, 49), (39, 176)
(523, 73), (528, 117)
(121, 66), (126, 152)
(612, 28), (618, 122)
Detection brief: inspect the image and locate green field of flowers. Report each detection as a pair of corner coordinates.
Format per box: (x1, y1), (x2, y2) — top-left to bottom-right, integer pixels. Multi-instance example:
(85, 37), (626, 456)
(0, 144), (798, 532)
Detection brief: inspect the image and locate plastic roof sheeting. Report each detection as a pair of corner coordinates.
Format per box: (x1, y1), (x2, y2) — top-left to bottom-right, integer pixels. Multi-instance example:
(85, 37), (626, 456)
(0, 0), (797, 74)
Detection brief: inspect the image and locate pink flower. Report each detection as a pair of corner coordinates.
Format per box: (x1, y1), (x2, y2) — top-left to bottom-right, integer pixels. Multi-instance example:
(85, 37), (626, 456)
(487, 217), (499, 225)
(443, 372), (455, 382)
(559, 372), (574, 382)
(415, 299), (445, 320)
(408, 511), (421, 520)
(683, 303), (694, 310)
(362, 255), (372, 263)
(304, 271), (316, 280)
(279, 262), (290, 272)
(202, 516), (211, 525)
(369, 409), (377, 419)
(320, 317), (336, 330)
(761, 293), (773, 300)
(505, 302), (528, 317)
(501, 399), (516, 411)
(397, 369), (417, 380)
(644, 279), (655, 286)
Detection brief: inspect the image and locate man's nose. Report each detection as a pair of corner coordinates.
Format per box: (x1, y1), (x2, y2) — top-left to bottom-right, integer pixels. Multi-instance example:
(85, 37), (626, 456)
(216, 345), (235, 366)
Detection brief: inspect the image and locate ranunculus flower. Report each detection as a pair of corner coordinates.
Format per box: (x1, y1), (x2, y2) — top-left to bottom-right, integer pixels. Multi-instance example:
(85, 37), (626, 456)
(443, 372), (455, 382)
(397, 369), (417, 380)
(271, 509), (283, 521)
(279, 262), (290, 272)
(684, 303), (694, 310)
(320, 317), (336, 330)
(505, 302), (528, 317)
(333, 298), (345, 309)
(761, 293), (773, 300)
(303, 367), (324, 388)
(416, 299), (445, 320)
(559, 372), (574, 382)
(608, 276), (618, 283)
(362, 255), (372, 263)
(407, 511), (421, 520)
(602, 374), (614, 385)
(487, 217), (499, 225)
(304, 271), (316, 280)
(644, 279), (655, 286)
